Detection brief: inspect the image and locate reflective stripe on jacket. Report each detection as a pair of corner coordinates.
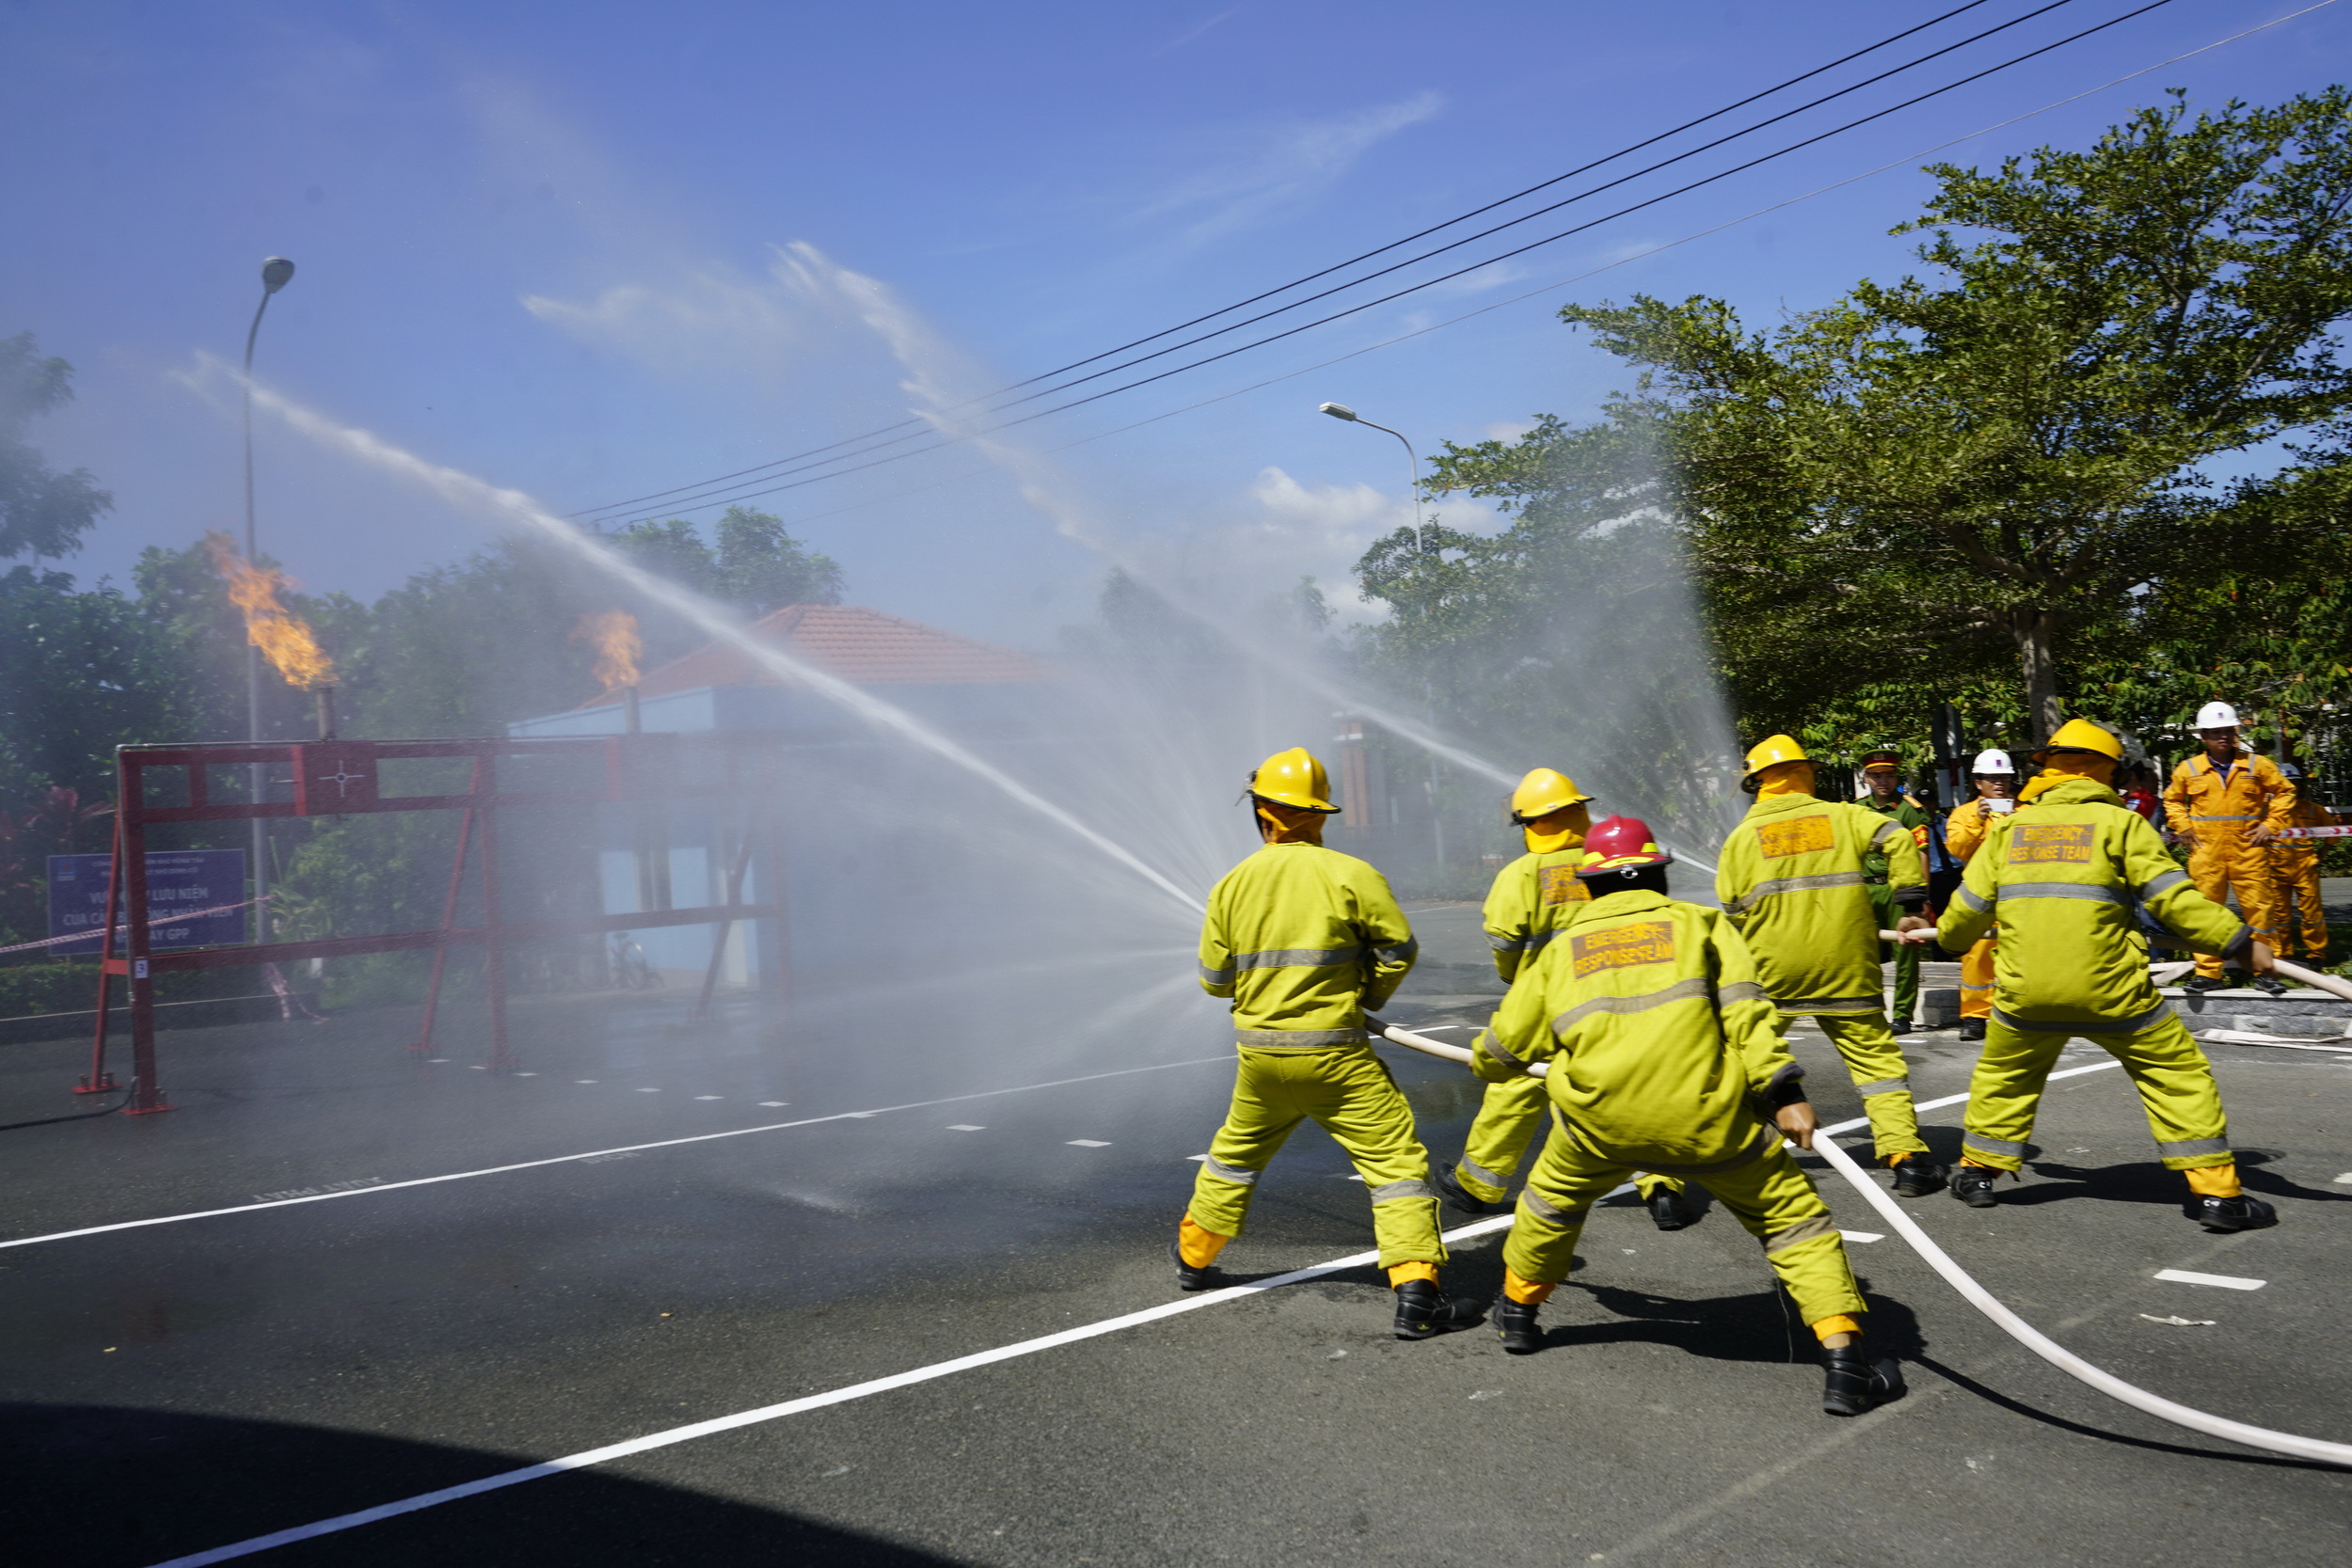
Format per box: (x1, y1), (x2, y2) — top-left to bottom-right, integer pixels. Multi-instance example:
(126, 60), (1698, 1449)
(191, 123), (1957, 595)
(1472, 889), (1797, 1171)
(1481, 847), (1589, 982)
(1939, 776), (2249, 1033)
(2162, 752), (2295, 840)
(1198, 842), (1418, 1041)
(1715, 795), (1923, 1011)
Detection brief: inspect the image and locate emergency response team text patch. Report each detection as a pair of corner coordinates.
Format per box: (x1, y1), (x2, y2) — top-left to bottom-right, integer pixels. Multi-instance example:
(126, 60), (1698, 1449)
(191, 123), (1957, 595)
(1756, 816), (1835, 859)
(1571, 921), (1676, 976)
(2010, 823), (2095, 863)
(1539, 865), (1584, 906)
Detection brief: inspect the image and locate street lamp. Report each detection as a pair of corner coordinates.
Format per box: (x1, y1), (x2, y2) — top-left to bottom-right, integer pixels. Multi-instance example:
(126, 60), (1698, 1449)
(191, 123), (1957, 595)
(1318, 401), (1446, 871)
(243, 256), (294, 936)
(1319, 402), (1423, 547)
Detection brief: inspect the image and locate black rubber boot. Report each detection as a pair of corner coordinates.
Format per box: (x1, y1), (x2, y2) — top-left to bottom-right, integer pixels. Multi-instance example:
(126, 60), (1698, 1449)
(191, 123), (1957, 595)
(2185, 1193), (2279, 1232)
(1493, 1296), (1543, 1354)
(1892, 1159), (1948, 1198)
(1433, 1163), (1512, 1216)
(1168, 1238), (1218, 1292)
(2182, 974), (2230, 994)
(1949, 1166), (2000, 1208)
(2249, 974), (2288, 997)
(1645, 1185), (1697, 1231)
(1393, 1280), (1490, 1340)
(1958, 1019), (1986, 1042)
(1820, 1342), (1906, 1417)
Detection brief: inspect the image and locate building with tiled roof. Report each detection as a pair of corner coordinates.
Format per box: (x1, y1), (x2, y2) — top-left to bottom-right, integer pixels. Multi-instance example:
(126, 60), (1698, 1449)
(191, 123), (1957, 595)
(569, 604), (1047, 711)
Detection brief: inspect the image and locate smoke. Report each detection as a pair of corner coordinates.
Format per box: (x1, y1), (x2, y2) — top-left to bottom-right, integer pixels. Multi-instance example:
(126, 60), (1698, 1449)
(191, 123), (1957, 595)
(178, 350), (1205, 920)
(776, 243), (1736, 873)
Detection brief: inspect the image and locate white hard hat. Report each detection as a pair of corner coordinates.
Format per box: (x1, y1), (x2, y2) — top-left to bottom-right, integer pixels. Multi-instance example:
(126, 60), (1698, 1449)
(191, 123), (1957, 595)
(2195, 700), (2240, 730)
(1971, 749), (2015, 776)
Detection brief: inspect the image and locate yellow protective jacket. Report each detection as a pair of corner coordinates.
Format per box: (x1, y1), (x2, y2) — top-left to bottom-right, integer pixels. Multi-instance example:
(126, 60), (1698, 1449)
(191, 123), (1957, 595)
(1471, 889), (1802, 1173)
(1716, 794), (1925, 1014)
(1198, 842), (1418, 1047)
(1939, 776), (2249, 1033)
(1482, 848), (1590, 981)
(2273, 795), (2338, 867)
(1943, 797), (2007, 863)
(2162, 752), (2295, 843)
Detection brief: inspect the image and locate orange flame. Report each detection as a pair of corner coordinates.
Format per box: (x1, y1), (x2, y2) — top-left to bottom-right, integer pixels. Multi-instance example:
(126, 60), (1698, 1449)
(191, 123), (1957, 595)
(572, 610), (642, 689)
(202, 532), (337, 689)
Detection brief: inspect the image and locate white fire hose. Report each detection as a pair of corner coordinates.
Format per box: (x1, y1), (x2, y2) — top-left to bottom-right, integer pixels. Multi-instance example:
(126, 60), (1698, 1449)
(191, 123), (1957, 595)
(1875, 927), (2352, 1008)
(1368, 1015), (2352, 1467)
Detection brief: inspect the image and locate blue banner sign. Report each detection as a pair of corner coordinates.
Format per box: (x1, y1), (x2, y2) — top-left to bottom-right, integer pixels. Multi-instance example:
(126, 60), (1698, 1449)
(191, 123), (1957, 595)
(46, 850), (249, 956)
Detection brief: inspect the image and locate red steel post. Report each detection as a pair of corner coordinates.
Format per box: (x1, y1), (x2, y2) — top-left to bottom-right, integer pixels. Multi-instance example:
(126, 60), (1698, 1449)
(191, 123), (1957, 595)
(477, 747), (511, 1071)
(77, 811), (127, 1094)
(121, 754), (170, 1115)
(411, 750), (484, 1053)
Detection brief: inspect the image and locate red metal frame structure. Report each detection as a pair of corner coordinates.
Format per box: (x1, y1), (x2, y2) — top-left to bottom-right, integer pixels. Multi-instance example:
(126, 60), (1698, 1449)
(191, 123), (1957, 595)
(83, 735), (781, 1114)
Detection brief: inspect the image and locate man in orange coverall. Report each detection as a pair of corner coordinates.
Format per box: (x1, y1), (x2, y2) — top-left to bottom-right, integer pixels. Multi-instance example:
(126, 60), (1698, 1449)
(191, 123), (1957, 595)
(2269, 762), (2336, 965)
(2163, 701), (2295, 996)
(1942, 750), (2016, 1041)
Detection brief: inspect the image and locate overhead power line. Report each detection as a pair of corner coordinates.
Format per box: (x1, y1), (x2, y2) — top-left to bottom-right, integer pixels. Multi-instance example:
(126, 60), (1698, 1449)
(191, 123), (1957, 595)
(586, 0), (2176, 528)
(623, 0), (2346, 545)
(564, 0), (2038, 523)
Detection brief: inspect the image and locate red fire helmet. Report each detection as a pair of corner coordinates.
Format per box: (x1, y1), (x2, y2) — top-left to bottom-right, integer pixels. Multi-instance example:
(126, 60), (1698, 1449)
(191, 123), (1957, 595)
(1576, 815), (1675, 879)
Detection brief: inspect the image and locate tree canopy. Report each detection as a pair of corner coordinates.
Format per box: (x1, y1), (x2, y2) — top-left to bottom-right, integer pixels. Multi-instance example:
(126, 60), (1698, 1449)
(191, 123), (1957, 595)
(0, 332), (112, 562)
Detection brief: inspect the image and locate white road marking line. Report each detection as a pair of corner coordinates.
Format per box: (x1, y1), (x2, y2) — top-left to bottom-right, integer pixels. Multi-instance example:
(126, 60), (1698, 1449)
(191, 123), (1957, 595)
(514, 1072), (537, 1078)
(469, 1066), (488, 1071)
(423, 1058), (450, 1063)
(946, 1125), (985, 1132)
(1185, 1154), (1209, 1162)
(0, 1055), (1234, 1252)
(636, 1087), (660, 1094)
(1067, 1139), (1111, 1148)
(2333, 1173), (2352, 1185)
(575, 1080), (598, 1085)
(693, 1096), (723, 1101)
(757, 1101), (789, 1107)
(2153, 1269), (2266, 1291)
(142, 1212), (1523, 1567)
(1841, 1231), (1884, 1243)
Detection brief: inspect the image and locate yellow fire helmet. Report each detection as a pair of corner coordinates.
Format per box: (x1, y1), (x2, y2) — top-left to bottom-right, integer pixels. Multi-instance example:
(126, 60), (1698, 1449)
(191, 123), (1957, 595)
(1248, 746), (1341, 813)
(2033, 718), (2123, 764)
(1740, 733), (1810, 784)
(1508, 767), (1593, 824)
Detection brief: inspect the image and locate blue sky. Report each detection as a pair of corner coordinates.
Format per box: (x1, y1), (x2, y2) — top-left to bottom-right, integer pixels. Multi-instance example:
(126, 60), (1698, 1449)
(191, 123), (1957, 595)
(3, 1), (2345, 646)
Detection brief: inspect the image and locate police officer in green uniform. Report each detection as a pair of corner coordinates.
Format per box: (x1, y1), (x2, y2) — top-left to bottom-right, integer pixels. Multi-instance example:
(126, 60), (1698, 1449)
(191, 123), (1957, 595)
(1857, 748), (1930, 1032)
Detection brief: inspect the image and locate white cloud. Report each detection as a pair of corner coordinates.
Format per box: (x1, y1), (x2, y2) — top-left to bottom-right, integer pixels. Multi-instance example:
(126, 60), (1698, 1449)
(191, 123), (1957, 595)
(1482, 420), (1538, 443)
(1136, 91), (1443, 246)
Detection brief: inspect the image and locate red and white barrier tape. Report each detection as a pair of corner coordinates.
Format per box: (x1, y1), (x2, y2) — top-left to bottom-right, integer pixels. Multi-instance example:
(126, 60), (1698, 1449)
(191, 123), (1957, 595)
(0, 895), (272, 958)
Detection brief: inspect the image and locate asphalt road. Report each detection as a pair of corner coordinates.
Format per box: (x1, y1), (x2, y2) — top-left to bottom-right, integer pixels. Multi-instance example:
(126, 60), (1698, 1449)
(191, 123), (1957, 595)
(2, 903), (2348, 1567)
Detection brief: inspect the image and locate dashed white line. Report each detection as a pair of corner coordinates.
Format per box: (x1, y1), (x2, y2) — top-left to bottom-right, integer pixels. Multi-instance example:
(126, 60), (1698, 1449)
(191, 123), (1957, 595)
(635, 1088), (660, 1094)
(946, 1125), (985, 1132)
(0, 1055), (1232, 1252)
(575, 1080), (598, 1085)
(694, 1096), (723, 1101)
(758, 1101), (789, 1108)
(1067, 1139), (1111, 1148)
(2153, 1269), (2266, 1291)
(1840, 1231), (1884, 1243)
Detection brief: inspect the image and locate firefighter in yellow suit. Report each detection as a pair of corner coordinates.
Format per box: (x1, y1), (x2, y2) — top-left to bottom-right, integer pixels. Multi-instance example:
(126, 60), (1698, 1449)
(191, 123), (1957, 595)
(2162, 700), (2296, 994)
(1476, 815), (1902, 1417)
(1717, 736), (1944, 1196)
(1434, 768), (1693, 1231)
(1176, 748), (1488, 1338)
(1930, 719), (2280, 1231)
(1941, 750), (2018, 1042)
(2268, 762), (2335, 964)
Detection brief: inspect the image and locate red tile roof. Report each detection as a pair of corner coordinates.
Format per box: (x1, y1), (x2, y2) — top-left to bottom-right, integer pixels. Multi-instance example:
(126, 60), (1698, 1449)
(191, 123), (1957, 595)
(576, 604), (1049, 708)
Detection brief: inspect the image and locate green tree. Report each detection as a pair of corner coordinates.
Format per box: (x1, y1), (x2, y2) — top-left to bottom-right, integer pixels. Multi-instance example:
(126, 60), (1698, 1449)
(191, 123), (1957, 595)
(0, 333), (112, 561)
(1565, 89), (2352, 740)
(611, 507), (842, 618)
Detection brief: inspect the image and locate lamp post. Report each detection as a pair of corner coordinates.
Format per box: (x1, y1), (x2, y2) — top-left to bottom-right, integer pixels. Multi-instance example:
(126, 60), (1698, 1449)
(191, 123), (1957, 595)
(243, 257), (294, 937)
(1318, 401), (1445, 871)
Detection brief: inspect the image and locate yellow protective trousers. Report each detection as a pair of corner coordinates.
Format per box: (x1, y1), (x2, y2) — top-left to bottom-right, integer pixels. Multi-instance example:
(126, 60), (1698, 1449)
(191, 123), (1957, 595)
(1960, 929), (1996, 1021)
(1454, 1073), (1682, 1205)
(1961, 1013), (2233, 1173)
(1188, 1046), (1446, 1270)
(1780, 1011), (1927, 1162)
(1502, 1117), (1864, 1326)
(2186, 836), (2283, 980)
(2267, 851), (2329, 961)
